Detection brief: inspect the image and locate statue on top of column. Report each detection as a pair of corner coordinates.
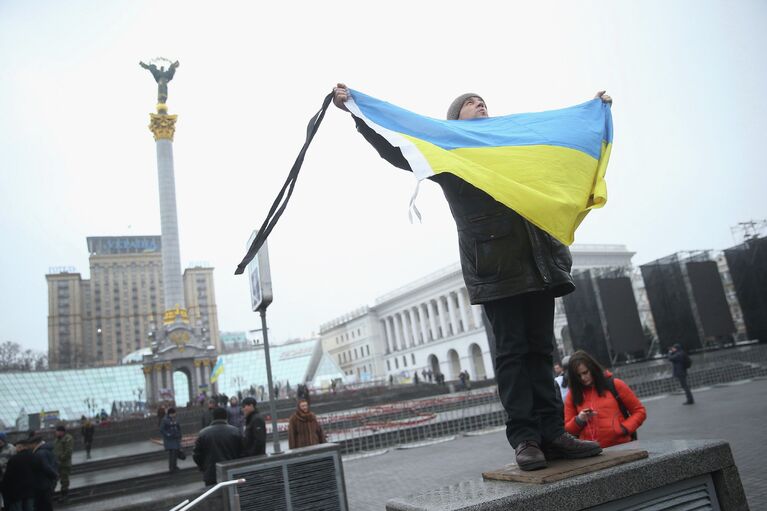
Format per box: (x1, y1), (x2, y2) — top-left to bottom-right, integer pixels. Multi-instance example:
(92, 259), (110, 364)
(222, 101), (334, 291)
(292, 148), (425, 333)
(140, 59), (180, 104)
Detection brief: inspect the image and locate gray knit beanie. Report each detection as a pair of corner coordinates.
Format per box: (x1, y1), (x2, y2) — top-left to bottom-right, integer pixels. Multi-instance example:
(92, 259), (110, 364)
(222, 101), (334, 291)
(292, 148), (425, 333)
(446, 93), (484, 120)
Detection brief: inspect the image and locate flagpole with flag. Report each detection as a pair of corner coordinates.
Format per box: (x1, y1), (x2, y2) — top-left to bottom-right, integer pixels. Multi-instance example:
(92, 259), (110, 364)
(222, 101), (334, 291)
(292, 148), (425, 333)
(209, 357), (224, 385)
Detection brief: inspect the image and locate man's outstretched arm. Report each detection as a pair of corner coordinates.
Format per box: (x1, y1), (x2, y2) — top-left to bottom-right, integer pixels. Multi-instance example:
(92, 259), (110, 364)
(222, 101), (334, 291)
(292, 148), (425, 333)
(332, 82), (412, 172)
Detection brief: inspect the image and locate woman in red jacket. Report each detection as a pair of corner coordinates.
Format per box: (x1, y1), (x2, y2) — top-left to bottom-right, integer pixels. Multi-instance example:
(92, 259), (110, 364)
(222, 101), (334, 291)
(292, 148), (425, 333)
(564, 350), (646, 448)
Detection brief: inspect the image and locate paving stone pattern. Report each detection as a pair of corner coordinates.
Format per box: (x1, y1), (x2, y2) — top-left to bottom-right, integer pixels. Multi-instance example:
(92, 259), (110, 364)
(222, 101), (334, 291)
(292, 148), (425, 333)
(344, 378), (767, 510)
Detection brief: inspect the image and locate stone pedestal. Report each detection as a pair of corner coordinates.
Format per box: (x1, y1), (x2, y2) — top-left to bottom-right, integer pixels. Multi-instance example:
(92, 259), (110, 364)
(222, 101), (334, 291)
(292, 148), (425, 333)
(385, 440), (748, 511)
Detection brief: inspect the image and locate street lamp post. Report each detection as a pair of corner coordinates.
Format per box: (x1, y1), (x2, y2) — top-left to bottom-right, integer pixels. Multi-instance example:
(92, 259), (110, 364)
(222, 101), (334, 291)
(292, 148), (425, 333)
(259, 309), (280, 454)
(245, 232), (279, 454)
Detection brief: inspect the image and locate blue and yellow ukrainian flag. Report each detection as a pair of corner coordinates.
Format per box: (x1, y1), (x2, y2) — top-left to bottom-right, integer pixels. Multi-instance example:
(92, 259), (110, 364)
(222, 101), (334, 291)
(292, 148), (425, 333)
(209, 357), (224, 384)
(345, 90), (613, 245)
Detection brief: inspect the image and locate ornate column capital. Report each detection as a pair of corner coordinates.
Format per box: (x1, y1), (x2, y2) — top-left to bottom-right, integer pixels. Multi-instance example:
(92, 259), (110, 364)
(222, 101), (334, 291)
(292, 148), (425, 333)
(149, 113), (178, 141)
(143, 366), (152, 375)
(193, 359), (203, 368)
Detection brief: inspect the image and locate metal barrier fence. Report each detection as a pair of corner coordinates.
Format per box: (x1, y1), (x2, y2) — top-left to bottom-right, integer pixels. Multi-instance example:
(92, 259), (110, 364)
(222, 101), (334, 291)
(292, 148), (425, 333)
(302, 388), (507, 456)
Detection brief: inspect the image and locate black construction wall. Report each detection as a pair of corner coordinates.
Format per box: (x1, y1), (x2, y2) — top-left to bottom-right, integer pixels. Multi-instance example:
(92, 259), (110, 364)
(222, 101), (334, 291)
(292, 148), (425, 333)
(641, 261), (699, 352)
(597, 277), (647, 354)
(563, 271), (611, 367)
(725, 237), (767, 342)
(686, 261), (735, 338)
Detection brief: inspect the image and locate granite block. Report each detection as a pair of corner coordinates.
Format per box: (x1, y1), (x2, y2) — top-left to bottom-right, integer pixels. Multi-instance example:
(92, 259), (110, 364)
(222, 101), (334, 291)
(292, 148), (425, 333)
(385, 439), (747, 511)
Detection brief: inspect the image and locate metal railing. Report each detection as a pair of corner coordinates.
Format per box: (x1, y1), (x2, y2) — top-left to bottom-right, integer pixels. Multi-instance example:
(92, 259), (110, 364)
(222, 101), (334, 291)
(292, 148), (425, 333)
(169, 478), (245, 511)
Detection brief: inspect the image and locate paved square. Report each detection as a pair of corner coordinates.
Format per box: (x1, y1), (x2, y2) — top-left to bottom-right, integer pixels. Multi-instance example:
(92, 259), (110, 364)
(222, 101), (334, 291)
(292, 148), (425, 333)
(344, 378), (767, 510)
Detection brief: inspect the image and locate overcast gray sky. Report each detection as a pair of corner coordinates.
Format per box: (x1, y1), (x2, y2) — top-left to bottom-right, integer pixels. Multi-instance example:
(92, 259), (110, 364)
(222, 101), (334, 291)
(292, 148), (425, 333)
(1, 0), (765, 354)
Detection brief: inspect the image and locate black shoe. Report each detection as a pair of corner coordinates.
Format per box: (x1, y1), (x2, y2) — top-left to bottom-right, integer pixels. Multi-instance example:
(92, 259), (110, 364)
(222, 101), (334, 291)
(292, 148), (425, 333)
(515, 440), (547, 471)
(544, 433), (602, 459)
(683, 401), (695, 405)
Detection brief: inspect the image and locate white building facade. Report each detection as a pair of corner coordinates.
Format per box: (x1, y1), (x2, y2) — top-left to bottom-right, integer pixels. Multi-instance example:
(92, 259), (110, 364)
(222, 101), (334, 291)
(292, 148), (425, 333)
(320, 307), (385, 382)
(320, 244), (641, 383)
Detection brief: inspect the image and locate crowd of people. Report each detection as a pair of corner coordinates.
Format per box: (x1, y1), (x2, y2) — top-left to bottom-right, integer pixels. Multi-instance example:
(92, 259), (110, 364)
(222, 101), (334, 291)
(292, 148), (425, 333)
(190, 380), (309, 409)
(0, 340), (696, 506)
(0, 425), (74, 510)
(162, 396), (327, 487)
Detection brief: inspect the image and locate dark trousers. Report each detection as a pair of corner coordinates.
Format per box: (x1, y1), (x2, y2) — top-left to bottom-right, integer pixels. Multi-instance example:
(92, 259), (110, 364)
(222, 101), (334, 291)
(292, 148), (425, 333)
(34, 491), (53, 511)
(84, 440), (93, 458)
(168, 448), (178, 470)
(677, 374), (694, 403)
(484, 291), (564, 448)
(7, 499), (35, 511)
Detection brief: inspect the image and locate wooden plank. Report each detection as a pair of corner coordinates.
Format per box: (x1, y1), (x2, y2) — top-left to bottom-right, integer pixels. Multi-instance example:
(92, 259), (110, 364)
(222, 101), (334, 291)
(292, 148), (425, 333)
(482, 449), (649, 484)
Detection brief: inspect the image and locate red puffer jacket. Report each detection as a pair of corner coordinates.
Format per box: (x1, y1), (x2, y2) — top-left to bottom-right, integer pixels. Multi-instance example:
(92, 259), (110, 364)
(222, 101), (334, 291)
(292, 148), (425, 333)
(564, 371), (646, 448)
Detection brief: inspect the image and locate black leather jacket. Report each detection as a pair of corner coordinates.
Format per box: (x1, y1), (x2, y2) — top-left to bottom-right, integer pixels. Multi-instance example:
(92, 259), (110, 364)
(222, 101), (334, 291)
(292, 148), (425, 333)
(354, 116), (574, 304)
(243, 412), (267, 457)
(193, 420), (243, 486)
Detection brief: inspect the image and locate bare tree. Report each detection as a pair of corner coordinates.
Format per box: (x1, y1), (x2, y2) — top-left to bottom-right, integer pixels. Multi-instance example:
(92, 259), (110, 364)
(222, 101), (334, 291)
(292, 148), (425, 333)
(0, 341), (48, 372)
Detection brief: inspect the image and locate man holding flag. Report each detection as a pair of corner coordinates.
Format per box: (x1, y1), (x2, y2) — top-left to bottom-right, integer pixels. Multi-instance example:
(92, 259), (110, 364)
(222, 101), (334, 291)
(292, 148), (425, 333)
(332, 84), (612, 470)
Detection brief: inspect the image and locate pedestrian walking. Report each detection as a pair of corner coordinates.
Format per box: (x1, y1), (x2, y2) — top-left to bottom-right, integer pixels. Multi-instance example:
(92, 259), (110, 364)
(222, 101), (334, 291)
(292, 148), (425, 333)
(288, 400), (326, 449)
(53, 425), (73, 502)
(241, 397), (266, 457)
(80, 416), (95, 460)
(564, 350), (646, 448)
(668, 344), (695, 405)
(193, 407), (243, 486)
(160, 407), (183, 472)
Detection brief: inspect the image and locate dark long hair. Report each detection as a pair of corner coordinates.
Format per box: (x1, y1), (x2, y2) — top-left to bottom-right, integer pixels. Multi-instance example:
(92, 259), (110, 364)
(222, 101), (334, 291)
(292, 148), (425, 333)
(566, 350), (609, 406)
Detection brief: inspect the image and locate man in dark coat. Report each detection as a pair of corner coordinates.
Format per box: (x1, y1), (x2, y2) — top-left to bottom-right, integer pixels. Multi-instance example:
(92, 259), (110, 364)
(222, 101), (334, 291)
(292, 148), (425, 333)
(160, 407), (183, 472)
(332, 84), (610, 470)
(668, 344), (694, 405)
(1, 438), (49, 511)
(241, 397), (266, 457)
(193, 407), (243, 486)
(31, 436), (58, 511)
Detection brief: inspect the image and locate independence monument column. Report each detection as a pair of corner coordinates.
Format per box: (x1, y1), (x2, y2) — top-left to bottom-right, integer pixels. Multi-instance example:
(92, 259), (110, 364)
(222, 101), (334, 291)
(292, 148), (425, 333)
(140, 58), (185, 314)
(140, 58), (219, 406)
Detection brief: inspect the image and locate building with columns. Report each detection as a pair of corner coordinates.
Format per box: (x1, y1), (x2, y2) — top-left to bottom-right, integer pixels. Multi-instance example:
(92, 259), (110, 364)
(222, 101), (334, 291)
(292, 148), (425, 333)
(320, 244), (643, 383)
(373, 263), (490, 382)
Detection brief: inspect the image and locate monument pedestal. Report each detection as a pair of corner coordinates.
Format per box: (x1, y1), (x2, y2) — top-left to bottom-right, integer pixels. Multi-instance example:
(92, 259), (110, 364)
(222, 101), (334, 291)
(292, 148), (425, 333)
(385, 440), (748, 511)
(482, 448), (648, 484)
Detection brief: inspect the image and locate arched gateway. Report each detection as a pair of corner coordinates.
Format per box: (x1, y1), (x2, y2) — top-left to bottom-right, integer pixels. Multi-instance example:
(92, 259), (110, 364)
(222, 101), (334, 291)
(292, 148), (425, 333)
(143, 308), (219, 405)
